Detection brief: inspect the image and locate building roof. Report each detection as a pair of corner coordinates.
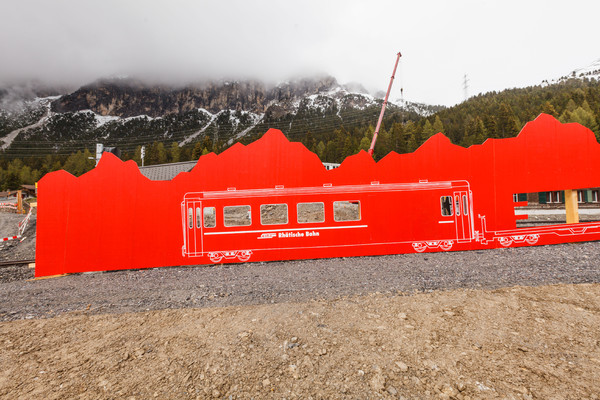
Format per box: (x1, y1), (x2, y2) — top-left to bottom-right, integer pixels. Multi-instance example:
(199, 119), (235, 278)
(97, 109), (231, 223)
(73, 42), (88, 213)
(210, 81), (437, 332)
(138, 160), (198, 181)
(137, 160), (337, 181)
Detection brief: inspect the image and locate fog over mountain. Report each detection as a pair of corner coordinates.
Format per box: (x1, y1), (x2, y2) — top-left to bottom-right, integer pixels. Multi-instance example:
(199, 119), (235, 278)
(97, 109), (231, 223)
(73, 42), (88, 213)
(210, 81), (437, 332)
(1, 1), (598, 107)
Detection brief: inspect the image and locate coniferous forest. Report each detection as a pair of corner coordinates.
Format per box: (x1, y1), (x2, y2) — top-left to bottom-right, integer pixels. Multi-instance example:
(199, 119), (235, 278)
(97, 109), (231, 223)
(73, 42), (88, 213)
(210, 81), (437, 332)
(0, 77), (598, 190)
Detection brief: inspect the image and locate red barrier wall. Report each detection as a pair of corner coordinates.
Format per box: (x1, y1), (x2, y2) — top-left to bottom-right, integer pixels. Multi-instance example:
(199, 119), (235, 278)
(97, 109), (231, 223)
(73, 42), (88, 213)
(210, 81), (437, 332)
(35, 114), (600, 276)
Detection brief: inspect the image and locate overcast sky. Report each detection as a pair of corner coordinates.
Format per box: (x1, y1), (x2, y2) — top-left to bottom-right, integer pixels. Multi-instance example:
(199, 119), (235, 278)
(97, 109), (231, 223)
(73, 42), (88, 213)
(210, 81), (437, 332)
(1, 0), (598, 106)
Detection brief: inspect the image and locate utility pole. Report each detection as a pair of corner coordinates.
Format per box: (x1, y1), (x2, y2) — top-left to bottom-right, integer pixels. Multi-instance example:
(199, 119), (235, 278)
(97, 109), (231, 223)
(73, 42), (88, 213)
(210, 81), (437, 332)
(463, 73), (470, 101)
(141, 146), (145, 167)
(368, 52), (402, 158)
(95, 143), (104, 166)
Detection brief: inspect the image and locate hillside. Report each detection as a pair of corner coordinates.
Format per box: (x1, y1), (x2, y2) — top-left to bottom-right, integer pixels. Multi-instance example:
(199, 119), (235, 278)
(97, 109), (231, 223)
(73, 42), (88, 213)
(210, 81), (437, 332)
(1, 70), (600, 190)
(0, 76), (439, 157)
(431, 78), (600, 147)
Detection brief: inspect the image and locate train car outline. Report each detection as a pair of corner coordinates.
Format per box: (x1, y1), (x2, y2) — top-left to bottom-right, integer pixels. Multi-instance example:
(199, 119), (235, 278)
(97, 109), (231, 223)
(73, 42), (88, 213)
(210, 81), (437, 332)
(182, 179), (600, 264)
(181, 179), (476, 263)
(477, 214), (600, 247)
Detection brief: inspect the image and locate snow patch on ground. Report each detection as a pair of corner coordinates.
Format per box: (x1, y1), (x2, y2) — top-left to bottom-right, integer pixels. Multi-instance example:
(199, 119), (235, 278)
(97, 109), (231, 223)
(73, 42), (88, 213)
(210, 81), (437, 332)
(550, 58), (600, 84)
(179, 109), (217, 146)
(72, 110), (157, 127)
(227, 113), (264, 145)
(571, 58), (600, 80)
(0, 98), (55, 150)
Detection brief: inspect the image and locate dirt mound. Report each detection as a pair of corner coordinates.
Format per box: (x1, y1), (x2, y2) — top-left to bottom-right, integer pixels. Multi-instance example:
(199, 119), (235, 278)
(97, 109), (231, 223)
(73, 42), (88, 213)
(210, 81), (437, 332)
(1, 283), (599, 399)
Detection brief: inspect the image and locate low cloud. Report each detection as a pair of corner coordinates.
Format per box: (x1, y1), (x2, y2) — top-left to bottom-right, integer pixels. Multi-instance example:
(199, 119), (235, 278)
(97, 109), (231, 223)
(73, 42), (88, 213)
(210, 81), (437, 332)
(1, 0), (597, 106)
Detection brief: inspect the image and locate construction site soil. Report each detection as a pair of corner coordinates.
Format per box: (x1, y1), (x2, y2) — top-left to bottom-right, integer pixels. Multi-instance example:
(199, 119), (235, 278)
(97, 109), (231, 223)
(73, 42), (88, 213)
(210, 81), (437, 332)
(1, 210), (600, 399)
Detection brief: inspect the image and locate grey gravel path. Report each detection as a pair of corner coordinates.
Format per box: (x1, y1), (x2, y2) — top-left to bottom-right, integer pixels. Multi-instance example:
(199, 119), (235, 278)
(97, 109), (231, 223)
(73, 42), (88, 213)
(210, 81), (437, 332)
(1, 240), (599, 321)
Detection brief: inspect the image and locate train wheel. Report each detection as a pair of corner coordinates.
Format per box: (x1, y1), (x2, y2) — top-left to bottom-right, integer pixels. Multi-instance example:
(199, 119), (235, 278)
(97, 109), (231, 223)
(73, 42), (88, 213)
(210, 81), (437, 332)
(237, 250), (252, 262)
(412, 242), (427, 253)
(525, 234), (539, 245)
(498, 237), (513, 247)
(439, 240), (453, 251)
(208, 252), (223, 263)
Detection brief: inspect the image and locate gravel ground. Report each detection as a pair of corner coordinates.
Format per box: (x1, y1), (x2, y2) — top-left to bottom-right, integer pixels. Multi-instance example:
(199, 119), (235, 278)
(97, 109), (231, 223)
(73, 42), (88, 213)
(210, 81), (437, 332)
(2, 210), (600, 322)
(1, 236), (600, 321)
(2, 211), (600, 399)
(3, 284), (600, 399)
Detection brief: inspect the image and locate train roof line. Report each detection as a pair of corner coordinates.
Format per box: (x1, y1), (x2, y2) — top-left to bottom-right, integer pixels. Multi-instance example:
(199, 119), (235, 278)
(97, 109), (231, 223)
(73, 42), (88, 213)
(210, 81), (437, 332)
(184, 180), (470, 199)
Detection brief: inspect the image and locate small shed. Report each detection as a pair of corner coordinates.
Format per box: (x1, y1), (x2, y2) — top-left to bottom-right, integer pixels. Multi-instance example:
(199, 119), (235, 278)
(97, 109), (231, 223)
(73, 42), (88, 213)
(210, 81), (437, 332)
(21, 184), (36, 197)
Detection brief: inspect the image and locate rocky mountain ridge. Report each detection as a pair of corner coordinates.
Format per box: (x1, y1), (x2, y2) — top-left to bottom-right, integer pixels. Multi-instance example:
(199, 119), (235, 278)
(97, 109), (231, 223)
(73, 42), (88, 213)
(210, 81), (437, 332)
(0, 76), (442, 156)
(50, 76), (347, 118)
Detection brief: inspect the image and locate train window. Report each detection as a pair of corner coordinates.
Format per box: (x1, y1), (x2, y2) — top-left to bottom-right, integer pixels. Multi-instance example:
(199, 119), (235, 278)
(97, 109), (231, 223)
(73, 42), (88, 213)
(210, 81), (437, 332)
(203, 207), (216, 228)
(188, 207), (193, 229)
(260, 204), (288, 225)
(462, 195), (468, 216)
(455, 196), (460, 216)
(333, 201), (360, 222)
(224, 205), (251, 227)
(440, 196), (453, 216)
(297, 202), (325, 223)
(196, 207), (202, 228)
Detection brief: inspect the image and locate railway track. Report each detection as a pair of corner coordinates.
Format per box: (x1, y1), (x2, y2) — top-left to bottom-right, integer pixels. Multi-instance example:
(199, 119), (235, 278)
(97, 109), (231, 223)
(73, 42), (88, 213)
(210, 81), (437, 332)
(0, 259), (34, 268)
(517, 219), (599, 226)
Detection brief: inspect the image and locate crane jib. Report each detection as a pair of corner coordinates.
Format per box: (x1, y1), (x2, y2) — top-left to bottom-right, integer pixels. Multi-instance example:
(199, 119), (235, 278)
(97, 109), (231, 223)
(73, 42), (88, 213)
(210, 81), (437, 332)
(368, 52), (402, 157)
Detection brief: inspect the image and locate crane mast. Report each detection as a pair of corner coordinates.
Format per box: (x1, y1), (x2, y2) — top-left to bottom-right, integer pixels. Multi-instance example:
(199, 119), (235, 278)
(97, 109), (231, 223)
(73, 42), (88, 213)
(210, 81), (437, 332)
(368, 52), (402, 157)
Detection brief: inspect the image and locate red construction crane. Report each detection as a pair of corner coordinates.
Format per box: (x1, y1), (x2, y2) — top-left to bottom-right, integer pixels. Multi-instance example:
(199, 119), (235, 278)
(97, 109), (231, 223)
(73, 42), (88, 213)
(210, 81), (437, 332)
(368, 52), (402, 157)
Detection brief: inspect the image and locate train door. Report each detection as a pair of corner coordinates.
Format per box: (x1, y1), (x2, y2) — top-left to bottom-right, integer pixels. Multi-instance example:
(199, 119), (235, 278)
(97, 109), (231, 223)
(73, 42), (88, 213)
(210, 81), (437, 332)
(185, 199), (203, 256)
(453, 191), (472, 241)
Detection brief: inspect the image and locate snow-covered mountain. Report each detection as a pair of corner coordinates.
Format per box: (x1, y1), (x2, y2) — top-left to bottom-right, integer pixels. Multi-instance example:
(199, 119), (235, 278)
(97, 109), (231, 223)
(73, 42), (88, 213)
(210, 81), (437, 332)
(544, 58), (600, 86)
(0, 77), (443, 153)
(570, 58), (600, 80)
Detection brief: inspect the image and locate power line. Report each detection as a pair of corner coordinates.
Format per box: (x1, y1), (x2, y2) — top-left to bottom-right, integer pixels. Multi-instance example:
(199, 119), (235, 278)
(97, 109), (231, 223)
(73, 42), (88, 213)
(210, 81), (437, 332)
(0, 107), (413, 159)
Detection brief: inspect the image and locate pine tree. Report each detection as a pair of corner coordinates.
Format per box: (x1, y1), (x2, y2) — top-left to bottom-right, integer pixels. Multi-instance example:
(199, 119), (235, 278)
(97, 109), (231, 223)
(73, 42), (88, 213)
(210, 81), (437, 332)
(422, 120), (435, 141)
(316, 141), (326, 160)
(133, 145), (142, 165)
(304, 131), (316, 151)
(202, 135), (213, 153)
(342, 135), (355, 159)
(560, 103), (599, 139)
(389, 122), (409, 154)
(359, 135), (371, 152)
(63, 151), (89, 176)
(463, 116), (487, 147)
(482, 115), (498, 139)
(496, 102), (519, 138)
(404, 121), (418, 152)
(4, 171), (21, 190)
(169, 142), (181, 163)
(541, 101), (558, 117)
(192, 142), (203, 159)
(432, 115), (444, 134)
(565, 98), (577, 112)
(374, 128), (390, 159)
(82, 149), (95, 172)
(325, 141), (337, 162)
(155, 142), (167, 164)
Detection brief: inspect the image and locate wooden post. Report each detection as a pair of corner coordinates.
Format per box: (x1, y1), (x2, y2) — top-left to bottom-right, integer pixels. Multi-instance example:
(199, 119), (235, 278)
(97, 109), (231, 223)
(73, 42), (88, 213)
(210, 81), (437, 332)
(16, 190), (23, 214)
(565, 189), (579, 224)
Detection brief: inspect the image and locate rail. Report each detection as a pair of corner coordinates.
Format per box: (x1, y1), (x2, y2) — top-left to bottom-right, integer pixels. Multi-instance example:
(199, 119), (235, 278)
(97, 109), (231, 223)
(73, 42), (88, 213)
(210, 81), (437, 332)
(0, 259), (35, 268)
